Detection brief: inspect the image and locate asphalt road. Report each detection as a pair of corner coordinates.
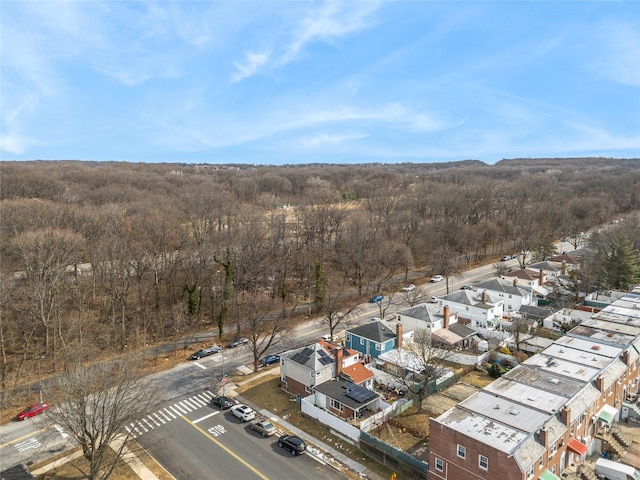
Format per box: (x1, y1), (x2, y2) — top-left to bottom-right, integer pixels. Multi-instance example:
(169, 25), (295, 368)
(138, 393), (344, 480)
(0, 257), (514, 474)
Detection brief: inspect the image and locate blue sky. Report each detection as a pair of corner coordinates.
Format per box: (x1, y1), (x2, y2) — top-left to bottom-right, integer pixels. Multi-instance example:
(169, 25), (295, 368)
(1, 1), (639, 165)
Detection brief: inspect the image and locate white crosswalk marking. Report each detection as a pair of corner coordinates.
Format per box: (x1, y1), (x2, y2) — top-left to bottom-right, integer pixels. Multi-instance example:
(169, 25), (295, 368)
(125, 392), (215, 438)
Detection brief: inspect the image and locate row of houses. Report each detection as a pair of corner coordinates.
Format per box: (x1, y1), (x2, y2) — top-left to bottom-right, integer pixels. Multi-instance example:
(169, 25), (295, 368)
(274, 251), (640, 479)
(428, 288), (640, 480)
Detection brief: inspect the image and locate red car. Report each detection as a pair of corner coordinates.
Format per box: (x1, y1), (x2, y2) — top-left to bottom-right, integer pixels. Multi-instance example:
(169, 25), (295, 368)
(16, 403), (49, 421)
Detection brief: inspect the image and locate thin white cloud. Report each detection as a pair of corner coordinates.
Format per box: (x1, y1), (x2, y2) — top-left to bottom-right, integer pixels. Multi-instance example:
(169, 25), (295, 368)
(297, 132), (369, 148)
(232, 51), (271, 83)
(231, 1), (381, 81)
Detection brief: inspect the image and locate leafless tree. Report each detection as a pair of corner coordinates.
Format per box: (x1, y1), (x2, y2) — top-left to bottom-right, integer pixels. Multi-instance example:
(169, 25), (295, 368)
(46, 357), (166, 480)
(240, 298), (292, 372)
(318, 289), (360, 340)
(385, 328), (453, 414)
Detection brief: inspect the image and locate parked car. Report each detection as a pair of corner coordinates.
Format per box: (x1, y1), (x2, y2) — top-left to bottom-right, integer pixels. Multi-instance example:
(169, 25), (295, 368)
(250, 419), (276, 437)
(227, 337), (249, 348)
(430, 275), (443, 282)
(460, 285), (473, 290)
(401, 284), (415, 292)
(500, 255), (515, 261)
(211, 395), (233, 409)
(16, 403), (49, 421)
(369, 294), (384, 303)
(189, 345), (222, 360)
(278, 435), (306, 455)
(231, 404), (256, 422)
(322, 334), (339, 342)
(261, 355), (281, 366)
(430, 296), (438, 303)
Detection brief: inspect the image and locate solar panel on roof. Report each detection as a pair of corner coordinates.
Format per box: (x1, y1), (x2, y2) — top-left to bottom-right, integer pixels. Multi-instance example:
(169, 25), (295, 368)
(344, 383), (376, 403)
(291, 351), (311, 364)
(319, 356), (333, 366)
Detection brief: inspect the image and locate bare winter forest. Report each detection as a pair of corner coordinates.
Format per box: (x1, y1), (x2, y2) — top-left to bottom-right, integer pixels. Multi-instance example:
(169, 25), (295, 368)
(1, 158), (639, 397)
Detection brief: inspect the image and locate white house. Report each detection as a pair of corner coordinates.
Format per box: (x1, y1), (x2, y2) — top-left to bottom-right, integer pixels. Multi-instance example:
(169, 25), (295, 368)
(438, 290), (504, 330)
(471, 278), (535, 313)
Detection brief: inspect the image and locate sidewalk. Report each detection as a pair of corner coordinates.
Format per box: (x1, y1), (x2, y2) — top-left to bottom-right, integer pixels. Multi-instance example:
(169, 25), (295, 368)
(228, 371), (386, 480)
(29, 436), (164, 480)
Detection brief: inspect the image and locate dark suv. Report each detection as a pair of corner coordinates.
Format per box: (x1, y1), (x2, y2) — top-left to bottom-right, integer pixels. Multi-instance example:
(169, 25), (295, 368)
(278, 435), (306, 455)
(211, 395), (233, 409)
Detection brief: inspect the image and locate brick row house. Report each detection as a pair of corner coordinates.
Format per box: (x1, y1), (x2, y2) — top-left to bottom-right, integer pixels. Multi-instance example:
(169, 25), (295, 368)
(429, 289), (640, 480)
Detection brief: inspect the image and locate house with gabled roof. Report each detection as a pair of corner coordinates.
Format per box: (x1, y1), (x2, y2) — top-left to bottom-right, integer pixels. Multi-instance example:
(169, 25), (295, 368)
(345, 318), (398, 360)
(395, 303), (458, 332)
(471, 278), (535, 313)
(438, 290), (503, 330)
(279, 340), (360, 396)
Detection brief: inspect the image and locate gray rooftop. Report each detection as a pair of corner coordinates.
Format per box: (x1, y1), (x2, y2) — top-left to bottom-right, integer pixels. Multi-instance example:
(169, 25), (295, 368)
(347, 319), (396, 343)
(459, 390), (551, 433)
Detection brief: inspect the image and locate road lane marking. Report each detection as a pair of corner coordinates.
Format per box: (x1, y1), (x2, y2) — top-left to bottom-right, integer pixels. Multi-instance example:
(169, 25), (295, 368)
(0, 424), (59, 449)
(183, 416), (269, 480)
(193, 362), (207, 369)
(193, 411), (219, 424)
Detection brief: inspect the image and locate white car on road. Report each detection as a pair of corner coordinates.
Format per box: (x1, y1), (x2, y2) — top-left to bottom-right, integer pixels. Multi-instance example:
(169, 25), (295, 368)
(231, 404), (256, 422)
(430, 275), (443, 283)
(401, 284), (415, 292)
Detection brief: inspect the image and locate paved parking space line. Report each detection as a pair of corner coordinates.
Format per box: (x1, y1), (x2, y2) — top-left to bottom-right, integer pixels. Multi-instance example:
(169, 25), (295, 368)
(193, 411), (220, 424)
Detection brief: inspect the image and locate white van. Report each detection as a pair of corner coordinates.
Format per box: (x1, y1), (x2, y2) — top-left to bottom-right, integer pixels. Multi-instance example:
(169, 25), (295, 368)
(595, 458), (640, 480)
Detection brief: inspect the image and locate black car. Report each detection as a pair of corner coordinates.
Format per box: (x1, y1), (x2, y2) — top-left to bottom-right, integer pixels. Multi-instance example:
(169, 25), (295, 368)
(189, 345), (222, 360)
(211, 395), (233, 409)
(278, 435), (306, 455)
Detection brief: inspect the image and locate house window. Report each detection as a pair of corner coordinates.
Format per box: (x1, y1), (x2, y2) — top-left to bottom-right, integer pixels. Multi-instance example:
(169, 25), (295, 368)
(375, 344), (381, 351)
(479, 455), (488, 470)
(360, 338), (364, 345)
(527, 465), (534, 478)
(539, 457), (543, 468)
(435, 457), (443, 472)
(330, 398), (343, 411)
(310, 371), (320, 378)
(552, 466), (557, 474)
(305, 385), (312, 393)
(457, 444), (466, 459)
(346, 333), (351, 343)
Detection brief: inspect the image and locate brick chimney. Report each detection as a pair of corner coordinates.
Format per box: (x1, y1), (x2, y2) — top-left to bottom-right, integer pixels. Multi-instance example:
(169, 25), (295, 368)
(539, 269), (544, 286)
(335, 347), (343, 378)
(539, 427), (549, 448)
(396, 322), (403, 350)
(443, 305), (450, 329)
(595, 374), (605, 392)
(482, 290), (488, 304)
(561, 406), (571, 426)
(622, 350), (631, 366)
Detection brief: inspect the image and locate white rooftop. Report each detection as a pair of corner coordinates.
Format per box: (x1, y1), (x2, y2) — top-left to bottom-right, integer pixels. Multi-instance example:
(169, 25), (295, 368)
(543, 343), (614, 370)
(459, 391), (551, 433)
(434, 407), (529, 454)
(483, 377), (567, 415)
(523, 353), (600, 383)
(555, 335), (623, 359)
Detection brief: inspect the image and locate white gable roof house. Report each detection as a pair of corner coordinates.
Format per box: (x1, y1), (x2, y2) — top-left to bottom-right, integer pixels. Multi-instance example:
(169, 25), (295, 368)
(395, 303), (458, 333)
(472, 278), (535, 313)
(439, 289), (504, 330)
